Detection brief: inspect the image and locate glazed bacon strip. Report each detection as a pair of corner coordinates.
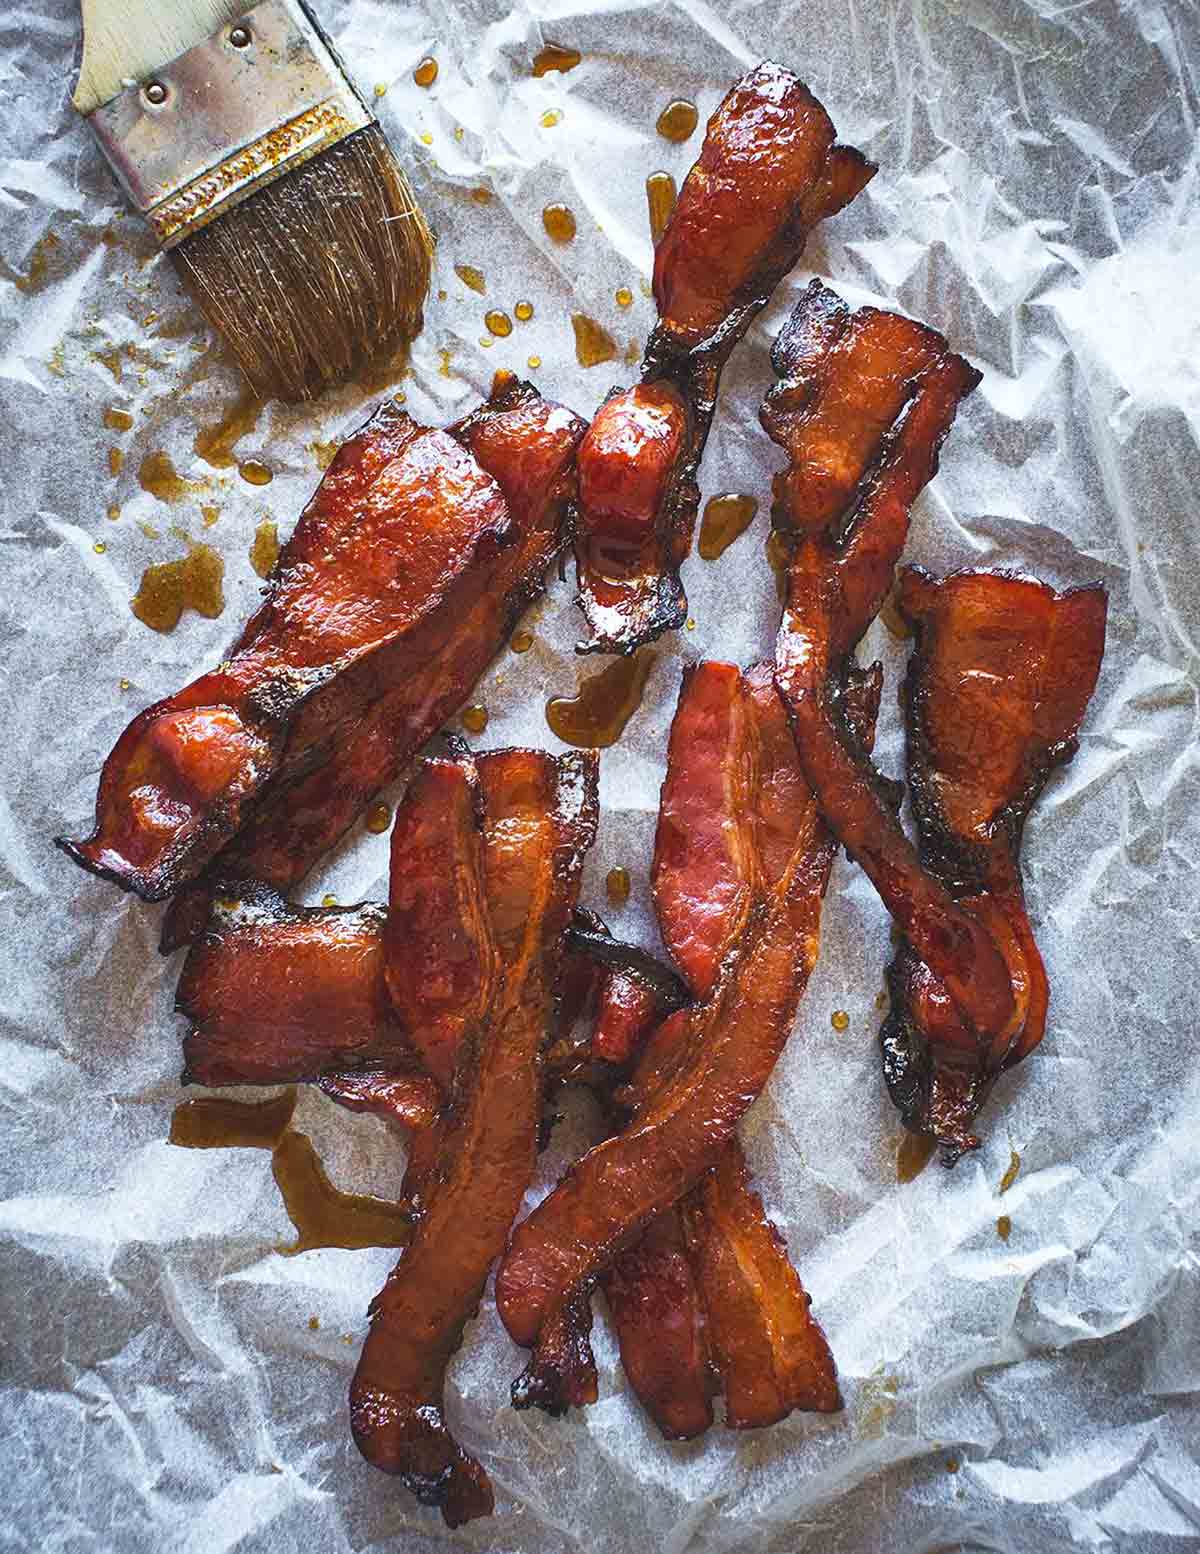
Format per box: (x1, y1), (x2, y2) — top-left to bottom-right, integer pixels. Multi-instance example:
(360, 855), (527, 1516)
(574, 63), (874, 654)
(768, 283), (1021, 1054)
(60, 405), (516, 901)
(494, 661), (847, 1365)
(881, 567), (1106, 1159)
(351, 747), (597, 1525)
(161, 380), (585, 950)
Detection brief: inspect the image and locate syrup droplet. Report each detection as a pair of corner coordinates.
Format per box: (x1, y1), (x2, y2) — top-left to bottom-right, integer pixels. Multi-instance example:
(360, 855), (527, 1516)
(540, 109), (563, 129)
(365, 802), (391, 834)
(308, 1315), (320, 1331)
(130, 542), (225, 633)
(766, 527), (792, 601)
(322, 894), (338, 907)
(138, 450), (207, 503)
(996, 1215), (1012, 1242)
(479, 337), (494, 349)
(103, 407), (133, 432)
(485, 309), (513, 338)
(108, 448), (123, 477)
(374, 82), (387, 98)
(571, 313), (618, 368)
(250, 519), (279, 578)
(470, 186), (493, 205)
(831, 1009), (850, 1032)
(170, 1090), (296, 1150)
(646, 171), (677, 245)
(999, 1150), (1021, 1194)
(201, 504), (219, 528)
(615, 286), (633, 308)
(514, 300), (534, 322)
(946, 1457), (961, 1474)
(546, 652), (654, 748)
(107, 503), (121, 521)
(238, 460), (273, 487)
(698, 493), (758, 561)
(542, 203), (576, 242)
(532, 43), (581, 76)
(880, 587), (914, 639)
(310, 439), (339, 471)
(438, 347), (454, 378)
(272, 1131), (411, 1255)
(93, 540), (107, 554)
(194, 389), (264, 469)
(419, 132), (434, 147)
(510, 629), (534, 653)
(491, 368), (518, 398)
(656, 99), (699, 142)
(606, 865), (631, 905)
(527, 354), (542, 370)
(119, 677), (131, 690)
(413, 56), (438, 87)
(461, 703), (488, 734)
(896, 1132), (937, 1183)
(455, 263), (486, 294)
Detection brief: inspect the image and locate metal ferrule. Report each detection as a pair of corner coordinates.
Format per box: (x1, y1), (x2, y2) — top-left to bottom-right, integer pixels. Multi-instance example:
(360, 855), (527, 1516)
(86, 0), (372, 249)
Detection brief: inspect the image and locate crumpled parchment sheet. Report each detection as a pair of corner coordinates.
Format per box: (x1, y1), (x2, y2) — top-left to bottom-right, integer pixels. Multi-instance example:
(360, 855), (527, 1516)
(2, 0), (1199, 1549)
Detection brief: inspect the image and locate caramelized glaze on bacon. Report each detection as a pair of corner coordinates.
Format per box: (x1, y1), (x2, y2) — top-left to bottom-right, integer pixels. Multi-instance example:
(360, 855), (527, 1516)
(574, 64), (874, 654)
(60, 406), (514, 901)
(494, 661), (844, 1363)
(350, 749), (597, 1523)
(160, 381), (585, 950)
(881, 567), (1106, 1159)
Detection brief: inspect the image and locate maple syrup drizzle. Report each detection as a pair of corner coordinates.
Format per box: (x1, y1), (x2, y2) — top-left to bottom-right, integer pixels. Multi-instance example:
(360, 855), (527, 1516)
(510, 629), (534, 653)
(169, 1090), (296, 1150)
(546, 653), (654, 748)
(193, 390), (264, 469)
(238, 460), (273, 487)
(572, 313), (618, 368)
(365, 802), (391, 834)
(996, 1215), (1012, 1242)
(138, 451), (207, 503)
(250, 520), (279, 578)
(514, 300), (534, 321)
(656, 99), (698, 142)
(131, 542), (225, 633)
(532, 43), (581, 76)
(542, 203), (577, 242)
(272, 1132), (412, 1255)
(413, 56), (438, 87)
(645, 172), (677, 245)
(999, 1151), (1021, 1193)
(455, 263), (486, 294)
(698, 494), (758, 561)
(896, 1132), (937, 1183)
(461, 703), (489, 734)
(103, 407), (134, 432)
(606, 866), (631, 905)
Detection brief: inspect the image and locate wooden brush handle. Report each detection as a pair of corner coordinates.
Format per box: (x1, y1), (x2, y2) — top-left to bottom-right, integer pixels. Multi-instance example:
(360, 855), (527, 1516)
(74, 0), (245, 114)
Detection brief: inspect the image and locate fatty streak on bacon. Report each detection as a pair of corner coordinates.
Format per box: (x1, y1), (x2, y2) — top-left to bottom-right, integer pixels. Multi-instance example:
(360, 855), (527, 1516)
(493, 662), (843, 1361)
(60, 406), (515, 902)
(350, 748), (598, 1526)
(769, 283), (1020, 1058)
(573, 62), (875, 655)
(160, 381), (586, 950)
(880, 567), (1106, 1160)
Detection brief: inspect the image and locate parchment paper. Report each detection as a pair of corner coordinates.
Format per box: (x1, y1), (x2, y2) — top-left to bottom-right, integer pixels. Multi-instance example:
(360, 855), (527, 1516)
(3, 0), (1199, 1549)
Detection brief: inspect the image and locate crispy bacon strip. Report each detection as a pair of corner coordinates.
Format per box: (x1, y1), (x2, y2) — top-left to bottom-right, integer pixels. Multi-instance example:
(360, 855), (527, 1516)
(768, 284), (1020, 1058)
(350, 749), (597, 1523)
(161, 380), (585, 950)
(573, 63), (874, 654)
(494, 662), (840, 1357)
(318, 1066), (441, 1132)
(60, 406), (515, 901)
(881, 567), (1106, 1159)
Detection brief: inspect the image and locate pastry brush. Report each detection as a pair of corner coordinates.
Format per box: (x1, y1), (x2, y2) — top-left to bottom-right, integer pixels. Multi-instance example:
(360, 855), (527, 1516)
(74, 0), (434, 400)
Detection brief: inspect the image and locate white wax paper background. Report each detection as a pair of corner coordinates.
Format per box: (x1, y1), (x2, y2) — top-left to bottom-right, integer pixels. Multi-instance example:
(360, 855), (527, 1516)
(2, 0), (1199, 1549)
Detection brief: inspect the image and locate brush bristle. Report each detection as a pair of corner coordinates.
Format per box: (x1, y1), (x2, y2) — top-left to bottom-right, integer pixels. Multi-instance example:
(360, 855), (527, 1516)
(171, 125), (434, 402)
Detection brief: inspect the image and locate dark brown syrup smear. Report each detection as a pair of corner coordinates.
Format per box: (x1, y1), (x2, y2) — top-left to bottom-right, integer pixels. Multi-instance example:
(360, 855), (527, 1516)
(130, 542), (225, 632)
(169, 1090), (296, 1150)
(532, 44), (581, 76)
(656, 99), (698, 142)
(271, 1132), (412, 1255)
(572, 313), (618, 367)
(546, 652), (654, 748)
(896, 1132), (938, 1183)
(193, 390), (264, 469)
(697, 494), (758, 560)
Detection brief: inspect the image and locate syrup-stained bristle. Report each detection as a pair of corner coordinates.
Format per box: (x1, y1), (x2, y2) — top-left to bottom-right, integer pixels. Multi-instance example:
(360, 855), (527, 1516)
(171, 125), (434, 402)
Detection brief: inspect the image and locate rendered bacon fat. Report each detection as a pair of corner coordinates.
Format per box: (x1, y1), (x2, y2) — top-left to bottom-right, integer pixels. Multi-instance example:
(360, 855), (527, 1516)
(769, 283), (1020, 1061)
(350, 749), (597, 1523)
(881, 567), (1106, 1159)
(574, 63), (874, 653)
(161, 380), (585, 949)
(60, 405), (514, 901)
(494, 662), (842, 1356)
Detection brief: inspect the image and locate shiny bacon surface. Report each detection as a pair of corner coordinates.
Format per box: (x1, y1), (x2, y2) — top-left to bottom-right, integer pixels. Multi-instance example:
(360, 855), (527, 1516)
(350, 748), (597, 1524)
(60, 405), (513, 900)
(574, 64), (874, 654)
(160, 381), (585, 949)
(881, 567), (1106, 1158)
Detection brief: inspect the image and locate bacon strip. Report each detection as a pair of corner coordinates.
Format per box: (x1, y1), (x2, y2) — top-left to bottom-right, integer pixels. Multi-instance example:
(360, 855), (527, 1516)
(350, 748), (597, 1524)
(493, 661), (842, 1358)
(573, 63), (874, 654)
(60, 406), (515, 901)
(768, 284), (1019, 1054)
(160, 380), (585, 949)
(881, 567), (1106, 1159)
